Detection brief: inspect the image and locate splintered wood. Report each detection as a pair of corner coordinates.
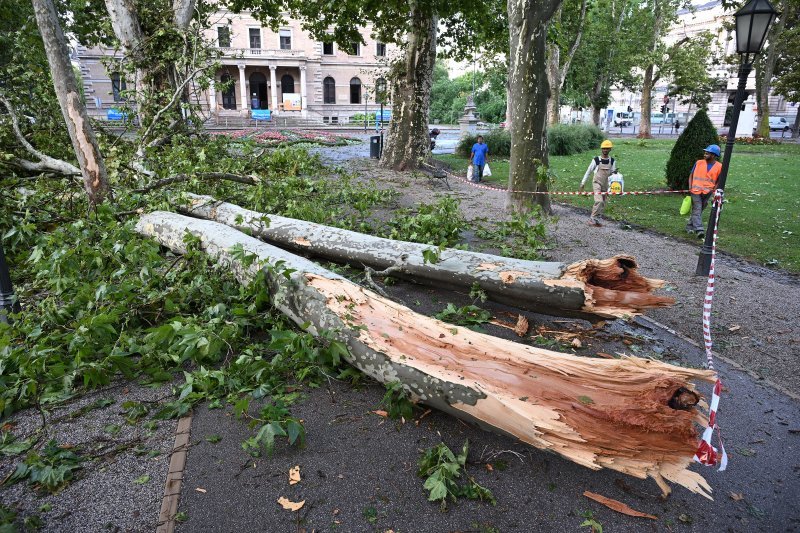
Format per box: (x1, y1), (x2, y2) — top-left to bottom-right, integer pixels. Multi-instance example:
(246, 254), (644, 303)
(137, 212), (715, 499)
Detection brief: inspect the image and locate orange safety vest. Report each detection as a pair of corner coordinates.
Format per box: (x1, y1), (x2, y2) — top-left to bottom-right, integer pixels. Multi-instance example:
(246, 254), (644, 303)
(690, 160), (722, 194)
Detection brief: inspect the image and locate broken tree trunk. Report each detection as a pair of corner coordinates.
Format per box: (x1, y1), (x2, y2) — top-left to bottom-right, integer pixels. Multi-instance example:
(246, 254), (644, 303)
(181, 194), (674, 319)
(137, 211), (715, 498)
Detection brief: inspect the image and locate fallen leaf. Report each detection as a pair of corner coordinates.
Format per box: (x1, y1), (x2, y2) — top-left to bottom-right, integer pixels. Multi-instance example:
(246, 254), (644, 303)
(195, 487), (207, 493)
(730, 492), (745, 501)
(678, 513), (693, 524)
(372, 410), (389, 418)
(571, 338), (583, 349)
(593, 321), (607, 329)
(277, 497), (305, 512)
(595, 352), (614, 359)
(289, 465), (301, 485)
(583, 491), (657, 520)
(728, 325), (741, 332)
(332, 509), (340, 516)
(514, 315), (529, 337)
(485, 463), (494, 472)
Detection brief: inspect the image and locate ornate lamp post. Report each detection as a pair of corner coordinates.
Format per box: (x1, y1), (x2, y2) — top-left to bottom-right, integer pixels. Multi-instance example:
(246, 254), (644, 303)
(696, 0), (778, 276)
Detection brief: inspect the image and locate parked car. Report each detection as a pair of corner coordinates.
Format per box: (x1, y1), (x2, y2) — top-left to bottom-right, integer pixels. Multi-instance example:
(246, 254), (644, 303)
(769, 116), (792, 132)
(613, 112), (633, 127)
(499, 121), (507, 129)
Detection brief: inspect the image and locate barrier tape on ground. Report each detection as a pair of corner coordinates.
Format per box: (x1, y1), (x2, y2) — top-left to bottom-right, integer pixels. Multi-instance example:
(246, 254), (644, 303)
(441, 168), (689, 196)
(693, 189), (728, 471)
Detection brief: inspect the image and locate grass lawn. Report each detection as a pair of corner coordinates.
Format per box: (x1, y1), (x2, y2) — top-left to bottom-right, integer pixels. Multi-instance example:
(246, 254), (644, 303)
(435, 139), (800, 273)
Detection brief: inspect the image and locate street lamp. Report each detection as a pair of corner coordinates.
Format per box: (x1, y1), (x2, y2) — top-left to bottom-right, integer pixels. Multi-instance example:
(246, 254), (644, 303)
(695, 0), (778, 276)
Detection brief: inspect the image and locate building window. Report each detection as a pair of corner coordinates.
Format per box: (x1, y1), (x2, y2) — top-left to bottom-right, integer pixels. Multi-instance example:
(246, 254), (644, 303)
(323, 76), (336, 104)
(217, 27), (230, 48)
(281, 74), (295, 94)
(111, 72), (127, 102)
(376, 42), (386, 57)
(350, 77), (361, 104)
(220, 73), (236, 110)
(279, 29), (291, 50)
(348, 42), (360, 56)
(323, 41), (334, 55)
(249, 28), (261, 50)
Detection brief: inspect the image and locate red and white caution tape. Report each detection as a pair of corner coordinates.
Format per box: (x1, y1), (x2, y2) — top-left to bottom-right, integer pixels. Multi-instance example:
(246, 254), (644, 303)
(693, 189), (728, 471)
(443, 169), (689, 197)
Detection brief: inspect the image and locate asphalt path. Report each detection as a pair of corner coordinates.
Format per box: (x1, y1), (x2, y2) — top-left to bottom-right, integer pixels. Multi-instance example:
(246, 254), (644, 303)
(175, 279), (800, 532)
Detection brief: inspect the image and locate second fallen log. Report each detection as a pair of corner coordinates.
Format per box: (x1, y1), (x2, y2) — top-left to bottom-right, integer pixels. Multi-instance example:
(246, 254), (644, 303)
(137, 211), (715, 499)
(181, 194), (674, 319)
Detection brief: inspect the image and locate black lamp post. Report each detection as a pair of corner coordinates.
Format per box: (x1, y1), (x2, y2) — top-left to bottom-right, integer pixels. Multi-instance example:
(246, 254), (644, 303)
(696, 0), (778, 275)
(0, 242), (20, 324)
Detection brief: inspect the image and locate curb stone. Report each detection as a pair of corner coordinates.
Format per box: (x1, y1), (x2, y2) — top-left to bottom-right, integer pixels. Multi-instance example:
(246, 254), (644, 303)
(156, 414), (192, 533)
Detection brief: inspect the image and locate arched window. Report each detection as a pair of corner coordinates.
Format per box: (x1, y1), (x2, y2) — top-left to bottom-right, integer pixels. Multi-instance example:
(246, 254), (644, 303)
(281, 74), (295, 94)
(350, 77), (361, 104)
(221, 73), (236, 110)
(323, 76), (336, 104)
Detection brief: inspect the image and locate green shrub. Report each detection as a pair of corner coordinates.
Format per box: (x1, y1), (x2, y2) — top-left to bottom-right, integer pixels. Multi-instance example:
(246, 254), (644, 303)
(456, 129), (512, 157)
(665, 109), (719, 190)
(456, 125), (602, 158)
(547, 124), (603, 156)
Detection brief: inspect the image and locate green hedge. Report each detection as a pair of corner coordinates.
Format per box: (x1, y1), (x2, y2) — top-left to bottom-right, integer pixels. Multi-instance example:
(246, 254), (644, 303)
(456, 129), (512, 157)
(455, 124), (603, 158)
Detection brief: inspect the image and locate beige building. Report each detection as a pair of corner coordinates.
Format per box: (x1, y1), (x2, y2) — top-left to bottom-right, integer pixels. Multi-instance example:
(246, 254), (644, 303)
(76, 11), (394, 125)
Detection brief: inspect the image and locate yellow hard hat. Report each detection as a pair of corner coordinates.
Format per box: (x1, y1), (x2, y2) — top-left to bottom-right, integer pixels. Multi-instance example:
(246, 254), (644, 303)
(601, 140), (613, 149)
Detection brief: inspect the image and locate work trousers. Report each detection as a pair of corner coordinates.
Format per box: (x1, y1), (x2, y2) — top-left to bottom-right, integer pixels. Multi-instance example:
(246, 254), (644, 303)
(686, 192), (712, 233)
(589, 181), (608, 223)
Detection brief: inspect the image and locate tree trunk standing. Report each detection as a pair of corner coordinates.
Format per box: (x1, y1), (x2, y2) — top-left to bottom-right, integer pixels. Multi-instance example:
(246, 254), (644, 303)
(546, 0), (588, 126)
(547, 44), (562, 126)
(103, 0), (147, 110)
(507, 0), (563, 215)
(793, 110), (800, 139)
(32, 0), (110, 205)
(637, 1), (663, 139)
(172, 0), (196, 28)
(638, 64), (654, 138)
(380, 2), (437, 171)
(755, 1), (788, 138)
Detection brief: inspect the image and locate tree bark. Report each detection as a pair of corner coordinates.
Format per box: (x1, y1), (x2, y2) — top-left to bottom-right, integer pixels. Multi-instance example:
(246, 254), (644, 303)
(507, 0), (563, 215)
(755, 0), (788, 138)
(546, 0), (588, 126)
(638, 0), (664, 139)
(181, 194), (675, 319)
(104, 0), (147, 104)
(379, 0), (437, 171)
(137, 211), (716, 499)
(32, 0), (111, 204)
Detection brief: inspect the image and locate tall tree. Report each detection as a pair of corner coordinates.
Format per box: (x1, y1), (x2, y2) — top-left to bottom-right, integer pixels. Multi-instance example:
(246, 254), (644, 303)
(754, 0), (793, 137)
(32, 0), (110, 204)
(546, 0), (589, 125)
(772, 0), (800, 138)
(507, 0), (564, 214)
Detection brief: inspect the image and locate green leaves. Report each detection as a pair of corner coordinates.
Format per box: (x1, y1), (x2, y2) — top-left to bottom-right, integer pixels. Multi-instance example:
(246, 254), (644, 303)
(417, 440), (496, 509)
(5, 440), (83, 494)
(434, 303), (491, 329)
(241, 401), (305, 457)
(380, 381), (416, 420)
(0, 431), (33, 457)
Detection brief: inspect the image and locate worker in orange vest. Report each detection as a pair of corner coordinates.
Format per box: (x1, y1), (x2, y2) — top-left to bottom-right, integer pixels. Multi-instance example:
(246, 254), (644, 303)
(686, 144), (722, 238)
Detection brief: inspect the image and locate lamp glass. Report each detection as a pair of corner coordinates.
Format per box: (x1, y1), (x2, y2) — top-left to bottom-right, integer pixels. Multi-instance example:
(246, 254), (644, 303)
(734, 0), (778, 54)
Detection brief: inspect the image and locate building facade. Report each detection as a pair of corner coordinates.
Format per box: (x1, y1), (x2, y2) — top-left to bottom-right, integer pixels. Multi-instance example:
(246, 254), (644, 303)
(76, 11), (394, 124)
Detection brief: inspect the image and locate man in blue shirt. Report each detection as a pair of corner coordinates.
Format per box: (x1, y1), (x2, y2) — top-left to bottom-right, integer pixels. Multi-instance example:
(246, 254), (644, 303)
(469, 136), (489, 183)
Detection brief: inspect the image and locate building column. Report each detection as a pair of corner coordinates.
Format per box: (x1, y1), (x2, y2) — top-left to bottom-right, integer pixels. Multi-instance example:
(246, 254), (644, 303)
(270, 66), (278, 112)
(300, 66), (307, 117)
(208, 81), (217, 114)
(238, 64), (248, 113)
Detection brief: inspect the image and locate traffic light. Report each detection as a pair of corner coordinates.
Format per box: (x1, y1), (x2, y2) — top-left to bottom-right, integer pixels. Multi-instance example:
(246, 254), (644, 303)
(661, 104), (667, 114)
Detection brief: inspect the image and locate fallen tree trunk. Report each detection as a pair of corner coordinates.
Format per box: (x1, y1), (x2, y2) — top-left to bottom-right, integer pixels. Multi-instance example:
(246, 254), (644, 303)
(180, 194), (674, 319)
(137, 211), (716, 499)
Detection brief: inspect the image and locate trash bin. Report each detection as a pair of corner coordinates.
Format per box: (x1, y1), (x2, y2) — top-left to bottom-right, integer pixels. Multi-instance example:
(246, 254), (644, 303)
(370, 135), (382, 159)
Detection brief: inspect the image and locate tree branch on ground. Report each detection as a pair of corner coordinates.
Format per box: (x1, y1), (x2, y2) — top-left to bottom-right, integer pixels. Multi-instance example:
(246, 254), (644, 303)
(134, 172), (261, 193)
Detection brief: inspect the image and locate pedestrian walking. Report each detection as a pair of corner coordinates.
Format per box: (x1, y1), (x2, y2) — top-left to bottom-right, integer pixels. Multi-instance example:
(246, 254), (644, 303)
(579, 139), (617, 226)
(686, 144), (722, 238)
(469, 135), (489, 183)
